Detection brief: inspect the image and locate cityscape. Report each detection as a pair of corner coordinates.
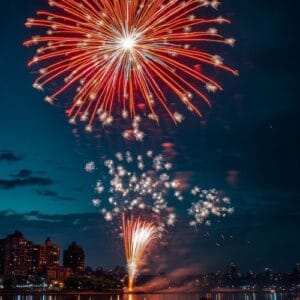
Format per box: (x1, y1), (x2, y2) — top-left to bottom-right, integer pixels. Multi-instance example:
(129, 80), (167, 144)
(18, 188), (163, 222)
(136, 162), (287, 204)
(0, 231), (86, 288)
(0, 231), (299, 295)
(0, 0), (299, 299)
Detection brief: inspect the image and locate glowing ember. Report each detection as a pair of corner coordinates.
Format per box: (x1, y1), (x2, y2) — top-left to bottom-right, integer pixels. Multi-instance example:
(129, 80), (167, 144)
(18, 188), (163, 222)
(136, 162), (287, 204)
(122, 214), (157, 291)
(120, 37), (136, 51)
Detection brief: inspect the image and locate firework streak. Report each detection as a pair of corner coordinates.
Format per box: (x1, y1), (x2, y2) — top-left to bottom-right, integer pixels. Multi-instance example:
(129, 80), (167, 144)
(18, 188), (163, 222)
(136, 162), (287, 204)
(86, 151), (234, 290)
(122, 214), (157, 291)
(25, 0), (237, 130)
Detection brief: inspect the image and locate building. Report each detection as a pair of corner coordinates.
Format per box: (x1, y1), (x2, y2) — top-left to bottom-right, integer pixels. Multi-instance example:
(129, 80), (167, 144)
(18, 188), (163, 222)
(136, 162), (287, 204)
(63, 242), (85, 275)
(27, 238), (60, 276)
(44, 237), (60, 270)
(29, 243), (47, 275)
(0, 239), (6, 275)
(0, 233), (60, 278)
(294, 263), (300, 275)
(47, 266), (73, 283)
(1, 231), (31, 277)
(0, 231), (84, 282)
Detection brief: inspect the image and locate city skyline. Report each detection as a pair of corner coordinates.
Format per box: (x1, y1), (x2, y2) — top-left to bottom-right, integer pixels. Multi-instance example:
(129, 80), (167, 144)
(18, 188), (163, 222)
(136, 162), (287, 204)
(0, 229), (298, 276)
(0, 229), (298, 278)
(0, 0), (299, 276)
(0, 230), (85, 280)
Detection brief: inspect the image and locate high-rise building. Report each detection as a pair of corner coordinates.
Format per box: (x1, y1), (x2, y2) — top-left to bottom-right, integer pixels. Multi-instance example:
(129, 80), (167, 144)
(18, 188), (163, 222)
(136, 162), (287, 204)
(2, 231), (31, 277)
(63, 242), (85, 275)
(293, 263), (300, 277)
(28, 238), (60, 276)
(0, 231), (85, 282)
(29, 243), (47, 275)
(0, 233), (61, 277)
(0, 239), (6, 275)
(227, 263), (237, 277)
(44, 237), (60, 269)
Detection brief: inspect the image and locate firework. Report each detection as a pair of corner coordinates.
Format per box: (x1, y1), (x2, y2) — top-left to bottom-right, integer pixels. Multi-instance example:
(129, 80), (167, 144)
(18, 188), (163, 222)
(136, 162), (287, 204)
(86, 151), (234, 228)
(188, 187), (234, 227)
(87, 151), (181, 229)
(84, 161), (96, 173)
(122, 214), (157, 291)
(86, 151), (234, 290)
(25, 0), (237, 130)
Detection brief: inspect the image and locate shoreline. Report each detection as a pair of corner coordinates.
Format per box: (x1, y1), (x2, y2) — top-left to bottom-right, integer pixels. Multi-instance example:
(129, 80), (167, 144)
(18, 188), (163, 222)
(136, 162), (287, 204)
(0, 289), (297, 295)
(0, 291), (123, 296)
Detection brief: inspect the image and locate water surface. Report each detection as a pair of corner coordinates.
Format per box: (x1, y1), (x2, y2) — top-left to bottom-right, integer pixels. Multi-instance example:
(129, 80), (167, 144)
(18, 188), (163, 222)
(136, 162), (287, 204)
(0, 293), (298, 300)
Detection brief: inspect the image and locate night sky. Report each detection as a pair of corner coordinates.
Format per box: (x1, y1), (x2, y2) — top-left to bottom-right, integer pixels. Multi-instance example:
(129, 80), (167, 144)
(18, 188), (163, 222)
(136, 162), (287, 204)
(0, 0), (299, 274)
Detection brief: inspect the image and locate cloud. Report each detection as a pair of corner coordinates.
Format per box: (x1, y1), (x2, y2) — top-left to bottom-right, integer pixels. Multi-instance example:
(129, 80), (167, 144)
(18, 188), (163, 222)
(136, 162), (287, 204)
(0, 150), (22, 162)
(0, 210), (100, 229)
(0, 168), (53, 190)
(57, 196), (75, 201)
(24, 213), (61, 223)
(0, 176), (53, 189)
(0, 210), (61, 227)
(12, 169), (33, 178)
(36, 190), (58, 197)
(35, 190), (75, 201)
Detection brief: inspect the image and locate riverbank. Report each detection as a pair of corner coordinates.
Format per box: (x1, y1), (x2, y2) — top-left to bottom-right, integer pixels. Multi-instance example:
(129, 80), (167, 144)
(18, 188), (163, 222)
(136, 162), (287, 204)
(0, 290), (123, 296)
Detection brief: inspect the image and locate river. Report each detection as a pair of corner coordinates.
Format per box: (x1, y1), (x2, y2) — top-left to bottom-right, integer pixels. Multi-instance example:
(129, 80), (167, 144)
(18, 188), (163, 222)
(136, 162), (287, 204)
(0, 293), (298, 300)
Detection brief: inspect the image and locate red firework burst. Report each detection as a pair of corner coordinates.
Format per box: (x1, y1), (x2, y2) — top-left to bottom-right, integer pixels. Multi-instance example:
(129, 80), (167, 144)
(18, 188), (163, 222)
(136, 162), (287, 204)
(24, 0), (237, 131)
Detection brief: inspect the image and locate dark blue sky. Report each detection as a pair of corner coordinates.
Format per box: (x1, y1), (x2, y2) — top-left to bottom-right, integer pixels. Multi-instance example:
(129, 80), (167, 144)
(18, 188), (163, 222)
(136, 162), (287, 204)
(0, 0), (299, 273)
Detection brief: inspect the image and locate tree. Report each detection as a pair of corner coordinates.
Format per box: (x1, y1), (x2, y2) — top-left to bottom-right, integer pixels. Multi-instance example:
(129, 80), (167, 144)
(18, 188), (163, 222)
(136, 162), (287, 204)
(64, 276), (80, 290)
(3, 277), (19, 290)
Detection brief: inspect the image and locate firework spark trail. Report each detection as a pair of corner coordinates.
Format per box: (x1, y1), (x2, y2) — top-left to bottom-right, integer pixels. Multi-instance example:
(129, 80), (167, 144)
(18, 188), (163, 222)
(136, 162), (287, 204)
(88, 150), (182, 228)
(122, 214), (157, 291)
(86, 151), (234, 290)
(188, 187), (234, 227)
(25, 0), (237, 130)
(86, 151), (234, 228)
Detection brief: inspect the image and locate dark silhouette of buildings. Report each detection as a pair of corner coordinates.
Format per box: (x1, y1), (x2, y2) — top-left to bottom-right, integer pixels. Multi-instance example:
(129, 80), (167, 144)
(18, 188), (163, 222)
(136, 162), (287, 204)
(29, 243), (47, 275)
(46, 266), (73, 283)
(63, 242), (85, 275)
(0, 231), (84, 283)
(294, 263), (300, 275)
(0, 230), (298, 293)
(0, 239), (6, 275)
(28, 237), (60, 276)
(44, 237), (60, 269)
(0, 231), (31, 277)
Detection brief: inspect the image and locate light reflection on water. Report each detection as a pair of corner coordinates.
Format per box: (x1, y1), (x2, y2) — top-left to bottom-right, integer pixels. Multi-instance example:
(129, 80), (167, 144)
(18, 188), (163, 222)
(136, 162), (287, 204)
(0, 293), (297, 300)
